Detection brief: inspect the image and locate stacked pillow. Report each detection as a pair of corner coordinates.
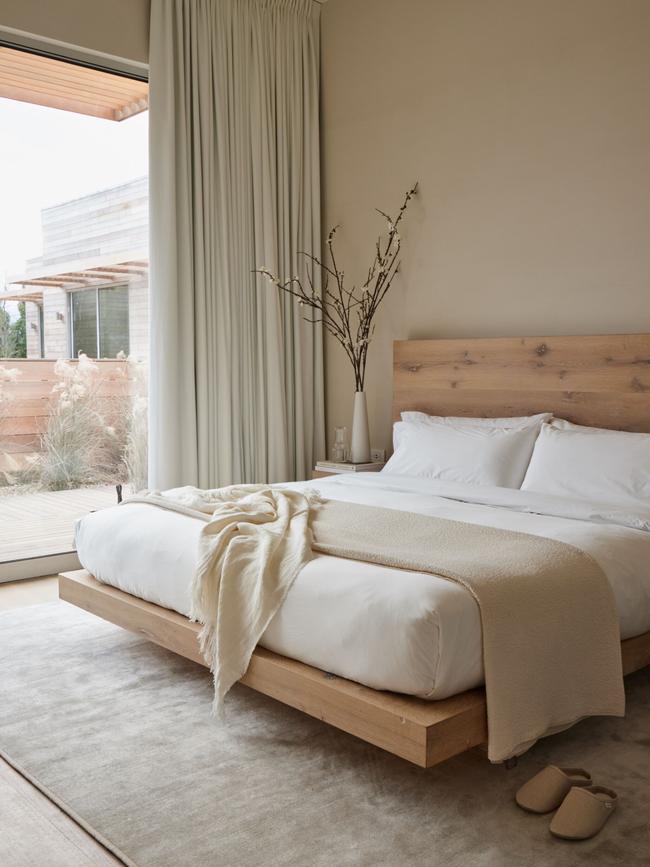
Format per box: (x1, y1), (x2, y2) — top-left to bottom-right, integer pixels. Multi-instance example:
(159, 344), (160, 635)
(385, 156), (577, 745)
(521, 419), (650, 504)
(384, 413), (551, 488)
(384, 411), (650, 505)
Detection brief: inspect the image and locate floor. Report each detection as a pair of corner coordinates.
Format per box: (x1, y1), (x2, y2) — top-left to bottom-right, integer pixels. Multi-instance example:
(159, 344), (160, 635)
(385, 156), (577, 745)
(0, 486), (116, 562)
(0, 576), (123, 867)
(0, 574), (58, 609)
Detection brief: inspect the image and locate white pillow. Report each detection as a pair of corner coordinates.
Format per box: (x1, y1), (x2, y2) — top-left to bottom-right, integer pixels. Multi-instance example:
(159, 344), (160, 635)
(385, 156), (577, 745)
(521, 422), (650, 503)
(551, 418), (619, 433)
(384, 420), (542, 488)
(401, 411), (552, 429)
(394, 412), (550, 451)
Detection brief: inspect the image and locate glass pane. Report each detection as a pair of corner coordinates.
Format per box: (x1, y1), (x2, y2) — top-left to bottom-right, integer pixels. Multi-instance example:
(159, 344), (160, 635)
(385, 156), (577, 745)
(71, 290), (98, 358)
(98, 286), (129, 358)
(0, 52), (149, 569)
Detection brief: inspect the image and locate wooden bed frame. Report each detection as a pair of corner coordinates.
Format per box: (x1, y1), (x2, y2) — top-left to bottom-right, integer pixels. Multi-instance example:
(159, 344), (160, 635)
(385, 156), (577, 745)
(59, 333), (650, 768)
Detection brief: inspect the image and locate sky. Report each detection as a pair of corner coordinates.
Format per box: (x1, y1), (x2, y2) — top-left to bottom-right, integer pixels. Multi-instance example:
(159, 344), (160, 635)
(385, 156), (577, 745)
(0, 97), (148, 308)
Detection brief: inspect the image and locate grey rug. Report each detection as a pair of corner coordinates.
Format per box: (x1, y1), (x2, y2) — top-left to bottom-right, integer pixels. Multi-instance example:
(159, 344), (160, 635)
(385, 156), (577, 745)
(0, 603), (649, 867)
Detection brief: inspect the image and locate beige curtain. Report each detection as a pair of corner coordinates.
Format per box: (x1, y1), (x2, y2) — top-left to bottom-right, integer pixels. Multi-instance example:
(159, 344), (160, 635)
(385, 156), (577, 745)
(148, 0), (325, 489)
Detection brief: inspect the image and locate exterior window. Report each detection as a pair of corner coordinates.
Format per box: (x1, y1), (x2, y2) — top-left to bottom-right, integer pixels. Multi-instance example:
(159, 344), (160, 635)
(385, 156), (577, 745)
(70, 286), (129, 358)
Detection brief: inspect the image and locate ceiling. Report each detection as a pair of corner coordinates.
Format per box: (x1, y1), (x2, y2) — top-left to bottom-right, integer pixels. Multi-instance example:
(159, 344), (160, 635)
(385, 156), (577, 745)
(0, 46), (148, 121)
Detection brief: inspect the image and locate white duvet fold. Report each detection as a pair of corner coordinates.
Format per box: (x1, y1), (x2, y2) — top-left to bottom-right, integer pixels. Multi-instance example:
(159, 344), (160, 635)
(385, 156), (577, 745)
(304, 473), (650, 533)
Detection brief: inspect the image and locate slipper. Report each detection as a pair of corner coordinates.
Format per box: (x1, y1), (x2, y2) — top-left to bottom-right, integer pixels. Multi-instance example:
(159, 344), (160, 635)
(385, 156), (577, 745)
(515, 766), (592, 814)
(550, 786), (618, 840)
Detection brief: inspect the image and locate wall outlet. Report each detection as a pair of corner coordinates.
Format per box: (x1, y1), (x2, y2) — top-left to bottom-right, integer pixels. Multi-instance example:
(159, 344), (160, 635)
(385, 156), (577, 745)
(370, 448), (386, 462)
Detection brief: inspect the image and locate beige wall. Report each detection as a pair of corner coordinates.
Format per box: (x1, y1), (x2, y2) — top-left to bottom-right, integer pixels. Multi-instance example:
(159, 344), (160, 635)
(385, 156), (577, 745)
(321, 0), (650, 454)
(0, 0), (149, 64)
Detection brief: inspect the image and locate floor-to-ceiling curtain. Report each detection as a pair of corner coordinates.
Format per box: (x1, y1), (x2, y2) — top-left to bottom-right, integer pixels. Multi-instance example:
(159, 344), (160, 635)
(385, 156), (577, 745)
(148, 0), (325, 489)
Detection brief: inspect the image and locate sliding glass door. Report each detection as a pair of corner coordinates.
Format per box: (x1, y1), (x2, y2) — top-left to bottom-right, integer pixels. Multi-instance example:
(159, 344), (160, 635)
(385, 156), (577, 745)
(0, 45), (148, 575)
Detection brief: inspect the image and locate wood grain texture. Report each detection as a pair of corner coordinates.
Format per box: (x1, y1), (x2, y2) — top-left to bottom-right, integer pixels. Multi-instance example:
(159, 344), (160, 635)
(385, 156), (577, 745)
(394, 334), (650, 431)
(0, 758), (122, 867)
(0, 47), (148, 121)
(0, 487), (115, 562)
(621, 629), (650, 677)
(59, 571), (487, 768)
(0, 360), (129, 460)
(59, 570), (650, 767)
(0, 576), (58, 610)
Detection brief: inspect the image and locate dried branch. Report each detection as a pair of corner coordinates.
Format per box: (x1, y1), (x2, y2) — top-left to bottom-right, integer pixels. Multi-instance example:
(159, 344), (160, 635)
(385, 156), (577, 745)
(255, 182), (418, 392)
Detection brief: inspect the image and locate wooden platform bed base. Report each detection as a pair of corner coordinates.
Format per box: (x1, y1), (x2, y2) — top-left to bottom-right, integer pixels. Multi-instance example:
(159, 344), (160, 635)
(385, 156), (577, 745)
(60, 570), (650, 769)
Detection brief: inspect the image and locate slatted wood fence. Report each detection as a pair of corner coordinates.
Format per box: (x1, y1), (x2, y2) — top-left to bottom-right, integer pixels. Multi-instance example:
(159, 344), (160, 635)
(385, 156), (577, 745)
(0, 359), (130, 471)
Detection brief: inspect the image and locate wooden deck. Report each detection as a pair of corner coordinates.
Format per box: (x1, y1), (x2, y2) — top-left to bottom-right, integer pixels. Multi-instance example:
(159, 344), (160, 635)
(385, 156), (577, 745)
(0, 486), (116, 562)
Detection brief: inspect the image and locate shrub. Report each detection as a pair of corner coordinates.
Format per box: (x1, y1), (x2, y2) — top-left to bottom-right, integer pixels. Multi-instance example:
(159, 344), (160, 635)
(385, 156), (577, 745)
(123, 356), (148, 493)
(31, 354), (123, 491)
(0, 366), (21, 487)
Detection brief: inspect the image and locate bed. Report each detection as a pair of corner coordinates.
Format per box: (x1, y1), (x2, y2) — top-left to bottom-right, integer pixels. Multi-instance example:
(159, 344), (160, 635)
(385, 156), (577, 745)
(59, 333), (650, 768)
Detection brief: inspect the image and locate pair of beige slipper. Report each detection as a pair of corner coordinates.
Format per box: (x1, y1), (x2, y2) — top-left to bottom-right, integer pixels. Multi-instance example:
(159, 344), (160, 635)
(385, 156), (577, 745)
(515, 766), (618, 840)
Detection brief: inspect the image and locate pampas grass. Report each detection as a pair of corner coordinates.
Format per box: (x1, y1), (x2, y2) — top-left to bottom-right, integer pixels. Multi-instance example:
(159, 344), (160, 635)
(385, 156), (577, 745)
(123, 357), (148, 493)
(0, 366), (21, 488)
(2, 354), (149, 494)
(30, 355), (120, 491)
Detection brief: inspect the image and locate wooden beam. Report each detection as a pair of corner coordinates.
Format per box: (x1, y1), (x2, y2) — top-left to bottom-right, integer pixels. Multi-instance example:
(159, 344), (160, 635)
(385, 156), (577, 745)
(0, 292), (43, 303)
(58, 571), (488, 768)
(58, 567), (650, 768)
(114, 99), (149, 121)
(0, 47), (148, 123)
(56, 274), (96, 284)
(0, 83), (115, 121)
(0, 50), (145, 99)
(37, 276), (90, 285)
(12, 279), (72, 288)
(87, 266), (147, 275)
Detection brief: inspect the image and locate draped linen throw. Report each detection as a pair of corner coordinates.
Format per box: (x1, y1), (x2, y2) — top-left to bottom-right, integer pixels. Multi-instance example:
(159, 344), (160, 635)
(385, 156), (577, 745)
(124, 490), (625, 761)
(148, 0), (325, 490)
(311, 500), (625, 761)
(126, 486), (319, 717)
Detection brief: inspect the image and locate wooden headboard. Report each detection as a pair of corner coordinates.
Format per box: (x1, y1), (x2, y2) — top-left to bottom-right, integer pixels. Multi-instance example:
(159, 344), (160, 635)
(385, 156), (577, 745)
(394, 334), (650, 433)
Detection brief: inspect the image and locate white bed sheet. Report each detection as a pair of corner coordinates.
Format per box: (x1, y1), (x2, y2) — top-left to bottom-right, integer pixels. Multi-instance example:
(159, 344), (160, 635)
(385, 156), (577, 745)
(74, 473), (650, 700)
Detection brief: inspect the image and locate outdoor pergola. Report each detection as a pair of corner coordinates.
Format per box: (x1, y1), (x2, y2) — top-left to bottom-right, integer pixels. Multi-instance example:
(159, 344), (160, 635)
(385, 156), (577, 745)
(1, 259), (149, 304)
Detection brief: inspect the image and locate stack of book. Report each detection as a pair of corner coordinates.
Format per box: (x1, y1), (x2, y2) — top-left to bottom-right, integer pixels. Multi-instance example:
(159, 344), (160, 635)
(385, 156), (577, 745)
(315, 460), (385, 474)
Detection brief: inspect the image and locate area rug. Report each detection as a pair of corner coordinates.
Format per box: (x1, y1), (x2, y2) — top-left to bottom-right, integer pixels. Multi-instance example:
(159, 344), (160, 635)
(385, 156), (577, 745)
(1, 602), (649, 867)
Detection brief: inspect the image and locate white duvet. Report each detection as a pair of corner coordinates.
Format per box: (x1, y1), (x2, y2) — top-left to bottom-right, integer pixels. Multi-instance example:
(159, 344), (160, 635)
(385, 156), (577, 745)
(74, 473), (650, 700)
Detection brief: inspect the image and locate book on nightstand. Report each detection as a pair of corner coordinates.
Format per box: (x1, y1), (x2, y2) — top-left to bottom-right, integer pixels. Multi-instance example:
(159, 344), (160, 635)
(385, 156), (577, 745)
(314, 461), (385, 473)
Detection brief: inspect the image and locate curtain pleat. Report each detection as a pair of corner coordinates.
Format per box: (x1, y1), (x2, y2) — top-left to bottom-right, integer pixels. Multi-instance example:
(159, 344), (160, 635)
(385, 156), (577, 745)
(148, 0), (324, 489)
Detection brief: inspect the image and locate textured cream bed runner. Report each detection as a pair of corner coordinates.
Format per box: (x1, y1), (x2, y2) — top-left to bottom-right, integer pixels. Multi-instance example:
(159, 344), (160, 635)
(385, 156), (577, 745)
(124, 486), (625, 761)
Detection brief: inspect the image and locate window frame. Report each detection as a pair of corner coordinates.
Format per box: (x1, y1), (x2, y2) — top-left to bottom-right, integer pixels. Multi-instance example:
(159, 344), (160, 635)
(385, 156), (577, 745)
(68, 284), (129, 359)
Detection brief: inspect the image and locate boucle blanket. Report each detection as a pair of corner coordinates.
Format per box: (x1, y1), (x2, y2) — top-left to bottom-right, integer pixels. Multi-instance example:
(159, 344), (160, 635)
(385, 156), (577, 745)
(124, 486), (625, 761)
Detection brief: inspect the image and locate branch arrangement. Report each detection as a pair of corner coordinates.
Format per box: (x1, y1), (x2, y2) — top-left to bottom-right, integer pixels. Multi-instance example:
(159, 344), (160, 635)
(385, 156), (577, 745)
(257, 183), (418, 392)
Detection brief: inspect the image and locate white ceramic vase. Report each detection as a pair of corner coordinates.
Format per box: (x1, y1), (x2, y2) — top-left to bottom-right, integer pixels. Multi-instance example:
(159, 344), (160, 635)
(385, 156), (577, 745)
(350, 391), (371, 463)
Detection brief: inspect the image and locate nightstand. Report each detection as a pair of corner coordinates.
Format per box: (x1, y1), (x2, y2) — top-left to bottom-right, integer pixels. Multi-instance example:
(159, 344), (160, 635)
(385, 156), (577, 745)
(312, 470), (336, 479)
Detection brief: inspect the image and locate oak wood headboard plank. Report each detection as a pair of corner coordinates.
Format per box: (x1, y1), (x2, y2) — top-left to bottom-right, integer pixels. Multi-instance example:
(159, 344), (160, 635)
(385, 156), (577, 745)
(393, 334), (650, 433)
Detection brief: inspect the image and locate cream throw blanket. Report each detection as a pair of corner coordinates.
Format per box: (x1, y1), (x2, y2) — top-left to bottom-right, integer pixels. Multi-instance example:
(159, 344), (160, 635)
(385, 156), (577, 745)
(124, 486), (625, 761)
(126, 485), (319, 717)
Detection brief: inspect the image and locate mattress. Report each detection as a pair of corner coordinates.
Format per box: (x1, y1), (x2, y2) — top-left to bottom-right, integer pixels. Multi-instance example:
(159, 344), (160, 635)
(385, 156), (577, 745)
(75, 473), (650, 700)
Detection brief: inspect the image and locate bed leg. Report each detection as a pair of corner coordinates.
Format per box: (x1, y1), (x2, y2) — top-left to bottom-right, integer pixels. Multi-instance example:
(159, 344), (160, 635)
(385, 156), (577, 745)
(503, 756), (518, 770)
